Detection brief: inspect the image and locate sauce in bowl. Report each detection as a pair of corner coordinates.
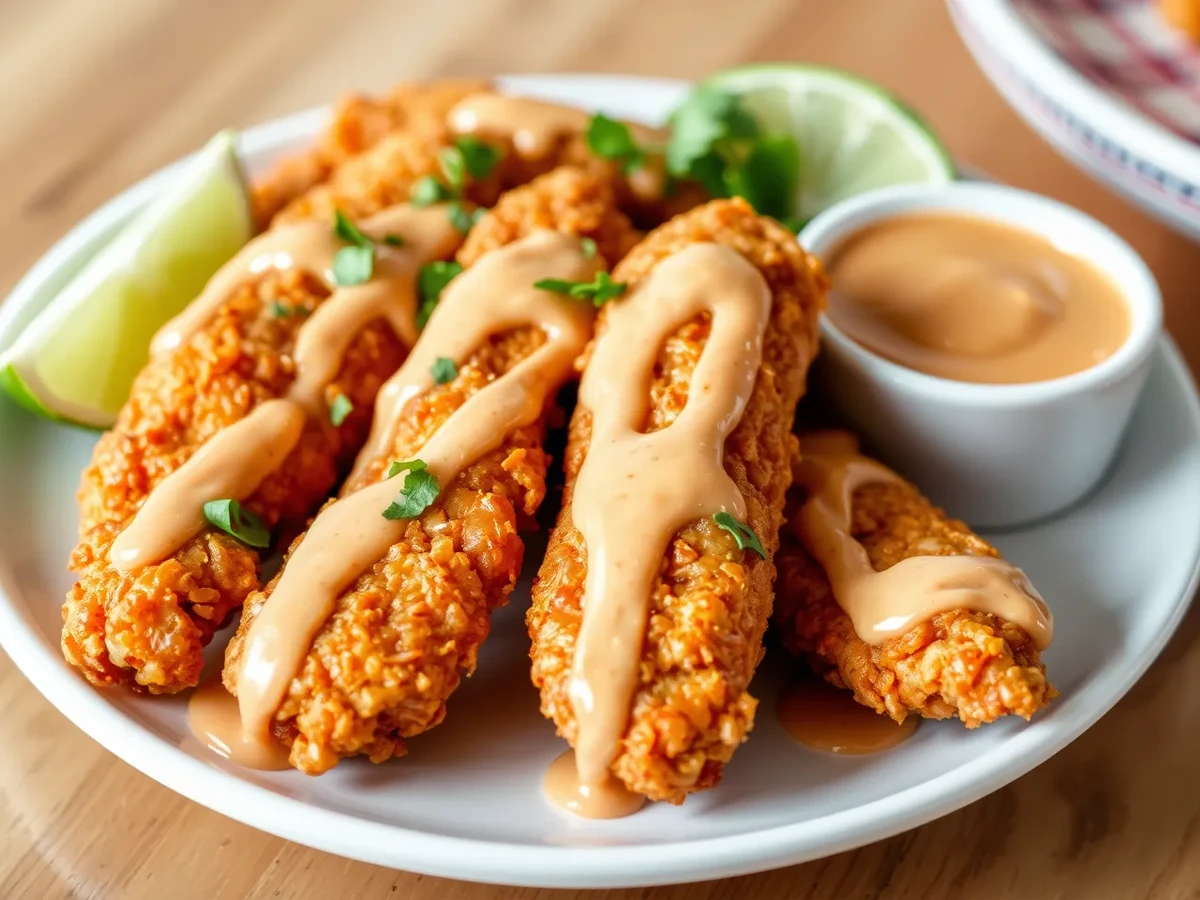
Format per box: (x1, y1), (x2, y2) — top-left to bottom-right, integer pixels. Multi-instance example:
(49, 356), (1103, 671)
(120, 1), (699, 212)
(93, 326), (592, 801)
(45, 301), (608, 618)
(824, 213), (1130, 384)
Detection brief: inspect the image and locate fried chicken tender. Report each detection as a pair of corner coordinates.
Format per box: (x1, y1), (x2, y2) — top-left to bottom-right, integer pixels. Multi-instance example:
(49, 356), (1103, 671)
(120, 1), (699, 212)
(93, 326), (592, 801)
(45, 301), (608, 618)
(65, 269), (416, 692)
(528, 198), (828, 804)
(252, 80), (489, 227)
(774, 459), (1055, 727)
(223, 169), (637, 774)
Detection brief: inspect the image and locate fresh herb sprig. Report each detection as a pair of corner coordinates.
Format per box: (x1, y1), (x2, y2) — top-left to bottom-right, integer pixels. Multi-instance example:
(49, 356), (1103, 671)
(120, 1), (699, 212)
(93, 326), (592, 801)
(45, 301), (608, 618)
(665, 87), (799, 222)
(586, 114), (645, 174)
(416, 260), (464, 329)
(203, 499), (270, 548)
(411, 136), (500, 234)
(329, 394), (353, 426)
(534, 271), (626, 308)
(713, 511), (766, 559)
(331, 210), (405, 287)
(382, 459), (441, 520)
(431, 357), (458, 385)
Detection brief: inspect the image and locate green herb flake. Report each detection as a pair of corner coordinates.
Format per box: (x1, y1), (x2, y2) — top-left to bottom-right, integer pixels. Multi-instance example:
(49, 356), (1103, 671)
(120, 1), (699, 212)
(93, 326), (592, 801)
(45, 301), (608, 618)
(382, 460), (440, 520)
(580, 236), (598, 259)
(383, 234), (405, 247)
(438, 146), (466, 192)
(454, 136), (501, 180)
(447, 201), (484, 234)
(586, 113), (644, 171)
(431, 356), (458, 385)
(534, 270), (627, 308)
(330, 393), (353, 426)
(411, 175), (454, 207)
(713, 511), (766, 559)
(332, 244), (374, 286)
(334, 209), (373, 248)
(203, 498), (270, 549)
(267, 300), (309, 318)
(416, 260), (464, 329)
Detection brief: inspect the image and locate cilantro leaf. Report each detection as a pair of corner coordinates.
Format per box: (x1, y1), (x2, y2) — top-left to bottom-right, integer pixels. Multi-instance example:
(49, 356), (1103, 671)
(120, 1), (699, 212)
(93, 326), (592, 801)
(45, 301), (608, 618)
(454, 136), (501, 180)
(334, 209), (372, 247)
(534, 271), (626, 308)
(382, 460), (440, 520)
(386, 458), (427, 479)
(666, 87), (757, 176)
(383, 234), (405, 246)
(267, 301), (309, 318)
(416, 260), (464, 329)
(332, 244), (374, 286)
(438, 146), (466, 192)
(447, 201), (484, 234)
(724, 134), (799, 220)
(203, 499), (270, 549)
(330, 394), (353, 426)
(431, 356), (458, 385)
(713, 511), (766, 559)
(587, 114), (644, 171)
(580, 236), (597, 259)
(411, 175), (455, 207)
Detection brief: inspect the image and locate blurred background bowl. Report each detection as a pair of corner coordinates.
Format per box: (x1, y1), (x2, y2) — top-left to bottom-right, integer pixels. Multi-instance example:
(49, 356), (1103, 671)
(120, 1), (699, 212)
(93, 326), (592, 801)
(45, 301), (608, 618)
(948, 0), (1200, 241)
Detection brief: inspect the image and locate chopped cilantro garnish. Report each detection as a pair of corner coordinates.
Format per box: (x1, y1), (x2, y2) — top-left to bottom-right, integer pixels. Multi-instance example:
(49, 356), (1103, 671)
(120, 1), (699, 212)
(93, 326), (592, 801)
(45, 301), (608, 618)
(332, 244), (374, 286)
(203, 499), (270, 549)
(580, 236), (597, 259)
(382, 459), (440, 520)
(334, 210), (372, 248)
(438, 146), (466, 192)
(411, 175), (455, 207)
(453, 136), (501, 180)
(431, 356), (458, 385)
(330, 394), (353, 426)
(713, 511), (766, 559)
(416, 260), (464, 329)
(665, 87), (799, 220)
(447, 201), (484, 234)
(267, 301), (309, 318)
(383, 234), (405, 247)
(586, 113), (644, 172)
(534, 271), (626, 308)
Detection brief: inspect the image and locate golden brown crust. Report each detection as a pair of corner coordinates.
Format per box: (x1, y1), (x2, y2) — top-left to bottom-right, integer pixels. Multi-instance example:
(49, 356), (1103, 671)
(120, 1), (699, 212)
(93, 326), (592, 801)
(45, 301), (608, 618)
(64, 269), (414, 693)
(774, 475), (1056, 727)
(527, 198), (828, 803)
(252, 80), (491, 227)
(222, 169), (639, 773)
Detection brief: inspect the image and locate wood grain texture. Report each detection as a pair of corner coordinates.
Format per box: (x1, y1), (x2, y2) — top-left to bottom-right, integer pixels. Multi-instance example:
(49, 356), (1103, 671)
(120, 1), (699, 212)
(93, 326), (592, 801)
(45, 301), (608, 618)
(2, 1), (1199, 897)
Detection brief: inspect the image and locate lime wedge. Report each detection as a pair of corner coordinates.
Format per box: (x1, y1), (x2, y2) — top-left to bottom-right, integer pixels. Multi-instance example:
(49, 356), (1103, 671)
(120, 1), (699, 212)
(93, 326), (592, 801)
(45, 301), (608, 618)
(0, 130), (253, 428)
(703, 64), (954, 223)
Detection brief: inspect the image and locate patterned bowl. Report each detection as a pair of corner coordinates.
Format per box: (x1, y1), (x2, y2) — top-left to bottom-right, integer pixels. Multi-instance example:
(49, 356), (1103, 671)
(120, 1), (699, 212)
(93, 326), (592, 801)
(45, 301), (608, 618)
(949, 0), (1200, 240)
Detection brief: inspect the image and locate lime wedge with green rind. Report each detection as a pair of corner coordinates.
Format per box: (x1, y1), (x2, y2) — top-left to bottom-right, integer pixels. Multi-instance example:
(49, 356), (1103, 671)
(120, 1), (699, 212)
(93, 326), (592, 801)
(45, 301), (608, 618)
(0, 130), (253, 428)
(703, 64), (955, 223)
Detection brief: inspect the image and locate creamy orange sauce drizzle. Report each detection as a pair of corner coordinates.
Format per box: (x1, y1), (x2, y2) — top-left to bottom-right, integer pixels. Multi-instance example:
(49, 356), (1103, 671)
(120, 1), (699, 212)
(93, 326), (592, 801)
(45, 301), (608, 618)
(187, 681), (290, 770)
(110, 205), (459, 572)
(543, 750), (646, 819)
(777, 680), (918, 755)
(233, 230), (598, 761)
(567, 243), (772, 787)
(447, 92), (667, 199)
(793, 430), (1054, 649)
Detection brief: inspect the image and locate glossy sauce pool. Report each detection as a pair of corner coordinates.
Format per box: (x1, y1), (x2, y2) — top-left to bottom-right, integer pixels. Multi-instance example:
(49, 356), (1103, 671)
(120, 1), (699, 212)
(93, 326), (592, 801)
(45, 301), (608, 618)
(824, 212), (1130, 384)
(777, 680), (918, 755)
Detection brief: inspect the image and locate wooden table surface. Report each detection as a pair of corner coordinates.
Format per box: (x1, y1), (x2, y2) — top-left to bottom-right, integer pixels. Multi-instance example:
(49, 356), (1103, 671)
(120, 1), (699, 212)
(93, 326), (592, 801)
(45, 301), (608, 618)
(3, 1), (1199, 898)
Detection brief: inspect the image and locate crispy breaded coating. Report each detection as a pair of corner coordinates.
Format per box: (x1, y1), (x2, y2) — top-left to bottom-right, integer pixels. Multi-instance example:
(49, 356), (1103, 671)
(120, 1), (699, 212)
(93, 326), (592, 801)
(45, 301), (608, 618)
(252, 80), (490, 227)
(528, 198), (828, 803)
(223, 170), (638, 773)
(774, 473), (1055, 727)
(65, 270), (413, 692)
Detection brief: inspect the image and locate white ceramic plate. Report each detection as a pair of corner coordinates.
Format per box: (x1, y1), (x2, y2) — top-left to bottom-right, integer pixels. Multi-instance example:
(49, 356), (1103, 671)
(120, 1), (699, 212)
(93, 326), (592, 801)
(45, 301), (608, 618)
(1, 75), (1198, 889)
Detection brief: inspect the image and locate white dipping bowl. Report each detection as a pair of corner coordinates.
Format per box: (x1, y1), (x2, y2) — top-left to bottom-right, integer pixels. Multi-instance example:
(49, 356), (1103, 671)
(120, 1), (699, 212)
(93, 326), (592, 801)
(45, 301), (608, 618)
(799, 182), (1162, 528)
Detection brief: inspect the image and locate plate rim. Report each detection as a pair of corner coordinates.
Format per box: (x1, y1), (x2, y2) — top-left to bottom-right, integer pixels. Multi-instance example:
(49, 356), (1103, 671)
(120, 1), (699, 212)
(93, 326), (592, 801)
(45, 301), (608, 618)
(1, 74), (1199, 889)
(950, 0), (1200, 175)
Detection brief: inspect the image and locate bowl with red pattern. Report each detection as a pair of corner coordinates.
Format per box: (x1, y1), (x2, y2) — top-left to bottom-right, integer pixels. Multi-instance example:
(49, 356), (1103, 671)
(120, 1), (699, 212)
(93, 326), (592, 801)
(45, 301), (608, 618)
(949, 0), (1200, 239)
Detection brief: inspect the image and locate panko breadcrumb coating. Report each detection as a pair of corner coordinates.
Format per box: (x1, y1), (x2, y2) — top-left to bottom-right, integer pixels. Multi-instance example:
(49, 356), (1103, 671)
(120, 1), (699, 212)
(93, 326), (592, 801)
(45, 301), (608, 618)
(65, 268), (418, 692)
(252, 80), (490, 227)
(527, 198), (828, 804)
(223, 169), (638, 774)
(773, 457), (1055, 726)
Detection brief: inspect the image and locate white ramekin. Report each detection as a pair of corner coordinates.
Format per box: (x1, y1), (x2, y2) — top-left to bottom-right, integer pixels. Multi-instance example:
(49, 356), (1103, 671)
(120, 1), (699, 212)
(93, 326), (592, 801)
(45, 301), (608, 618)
(799, 182), (1162, 528)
